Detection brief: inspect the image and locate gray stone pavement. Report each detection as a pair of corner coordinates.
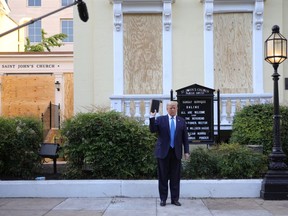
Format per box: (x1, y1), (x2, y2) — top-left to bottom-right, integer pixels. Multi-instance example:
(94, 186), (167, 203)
(0, 197), (287, 216)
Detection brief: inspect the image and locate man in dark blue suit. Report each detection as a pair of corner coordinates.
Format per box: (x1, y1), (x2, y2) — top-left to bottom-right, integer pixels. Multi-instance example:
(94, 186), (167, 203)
(149, 101), (189, 207)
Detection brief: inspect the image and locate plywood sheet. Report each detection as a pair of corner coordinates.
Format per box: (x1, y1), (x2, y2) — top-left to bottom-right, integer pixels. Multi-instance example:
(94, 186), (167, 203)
(2, 75), (55, 117)
(63, 73), (74, 119)
(214, 13), (253, 93)
(124, 14), (162, 94)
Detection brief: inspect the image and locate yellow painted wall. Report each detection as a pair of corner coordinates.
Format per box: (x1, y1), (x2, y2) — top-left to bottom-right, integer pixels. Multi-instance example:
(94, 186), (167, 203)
(74, 1), (113, 112)
(263, 0), (288, 105)
(282, 0), (288, 105)
(0, 14), (19, 51)
(74, 0), (288, 112)
(173, 0), (204, 90)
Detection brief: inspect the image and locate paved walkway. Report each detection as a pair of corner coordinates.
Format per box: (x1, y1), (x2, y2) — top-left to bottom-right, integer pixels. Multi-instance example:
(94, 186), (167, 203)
(0, 197), (287, 216)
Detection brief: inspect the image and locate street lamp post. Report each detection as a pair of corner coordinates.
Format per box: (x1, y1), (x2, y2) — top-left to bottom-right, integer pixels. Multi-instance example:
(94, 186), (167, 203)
(260, 25), (288, 200)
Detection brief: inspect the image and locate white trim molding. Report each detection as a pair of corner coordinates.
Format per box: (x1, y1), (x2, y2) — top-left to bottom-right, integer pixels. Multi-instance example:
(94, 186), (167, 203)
(202, 0), (264, 93)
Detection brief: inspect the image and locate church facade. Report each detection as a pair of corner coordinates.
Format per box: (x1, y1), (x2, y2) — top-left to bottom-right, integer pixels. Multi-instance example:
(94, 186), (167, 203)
(73, 0), (288, 127)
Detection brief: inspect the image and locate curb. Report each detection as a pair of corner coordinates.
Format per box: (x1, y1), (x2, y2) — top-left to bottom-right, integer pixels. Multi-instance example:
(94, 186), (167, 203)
(0, 179), (262, 198)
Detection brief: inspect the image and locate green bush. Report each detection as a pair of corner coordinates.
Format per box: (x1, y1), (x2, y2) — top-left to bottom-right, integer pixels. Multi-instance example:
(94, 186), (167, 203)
(0, 116), (43, 179)
(183, 147), (219, 179)
(230, 104), (288, 156)
(212, 143), (267, 178)
(183, 143), (267, 179)
(61, 111), (157, 179)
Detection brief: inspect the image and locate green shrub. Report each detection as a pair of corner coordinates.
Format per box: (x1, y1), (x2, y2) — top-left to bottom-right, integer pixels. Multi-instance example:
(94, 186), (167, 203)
(183, 143), (267, 179)
(61, 111), (157, 179)
(183, 147), (219, 179)
(0, 116), (43, 179)
(230, 103), (288, 156)
(212, 143), (267, 179)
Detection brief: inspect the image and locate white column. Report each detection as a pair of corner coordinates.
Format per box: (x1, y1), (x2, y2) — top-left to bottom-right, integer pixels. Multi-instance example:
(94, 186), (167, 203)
(162, 1), (173, 95)
(54, 73), (63, 108)
(113, 1), (124, 95)
(253, 0), (264, 93)
(204, 0), (214, 89)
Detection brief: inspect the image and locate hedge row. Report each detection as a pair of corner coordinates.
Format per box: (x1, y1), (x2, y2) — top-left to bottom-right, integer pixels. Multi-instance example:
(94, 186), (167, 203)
(61, 111), (157, 179)
(230, 103), (288, 157)
(183, 144), (268, 179)
(1, 103), (286, 179)
(0, 116), (43, 179)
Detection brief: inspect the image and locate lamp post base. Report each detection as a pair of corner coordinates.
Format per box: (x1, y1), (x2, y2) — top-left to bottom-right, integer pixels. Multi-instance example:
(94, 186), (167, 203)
(260, 170), (288, 200)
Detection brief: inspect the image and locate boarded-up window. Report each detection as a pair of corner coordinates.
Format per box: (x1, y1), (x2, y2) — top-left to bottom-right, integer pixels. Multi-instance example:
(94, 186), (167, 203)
(123, 14), (162, 94)
(63, 72), (74, 119)
(214, 13), (253, 93)
(2, 75), (54, 117)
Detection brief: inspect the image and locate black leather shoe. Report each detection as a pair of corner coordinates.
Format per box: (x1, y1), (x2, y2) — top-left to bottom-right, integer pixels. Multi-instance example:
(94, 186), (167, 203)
(171, 200), (181, 206)
(160, 200), (166, 206)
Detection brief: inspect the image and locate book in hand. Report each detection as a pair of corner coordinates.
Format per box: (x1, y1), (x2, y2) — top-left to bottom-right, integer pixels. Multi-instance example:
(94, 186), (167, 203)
(150, 99), (161, 113)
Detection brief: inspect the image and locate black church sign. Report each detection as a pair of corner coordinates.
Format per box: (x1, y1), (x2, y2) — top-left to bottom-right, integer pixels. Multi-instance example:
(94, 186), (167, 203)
(176, 84), (215, 144)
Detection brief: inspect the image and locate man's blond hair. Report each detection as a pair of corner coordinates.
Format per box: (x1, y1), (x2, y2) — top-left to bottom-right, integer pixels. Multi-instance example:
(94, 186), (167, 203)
(167, 101), (178, 107)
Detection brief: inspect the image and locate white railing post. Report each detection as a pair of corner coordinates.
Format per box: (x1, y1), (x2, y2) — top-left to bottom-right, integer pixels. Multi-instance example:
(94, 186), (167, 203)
(249, 98), (256, 105)
(240, 99), (247, 109)
(134, 100), (141, 118)
(230, 99), (237, 123)
(124, 100), (131, 117)
(111, 99), (122, 112)
(144, 100), (150, 125)
(221, 99), (229, 125)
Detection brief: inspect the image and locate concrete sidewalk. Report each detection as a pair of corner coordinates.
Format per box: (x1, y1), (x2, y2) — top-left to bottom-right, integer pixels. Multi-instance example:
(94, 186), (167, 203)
(0, 197), (287, 216)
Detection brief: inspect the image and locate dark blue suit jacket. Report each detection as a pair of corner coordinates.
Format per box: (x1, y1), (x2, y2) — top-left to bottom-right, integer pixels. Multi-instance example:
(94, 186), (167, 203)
(149, 115), (189, 160)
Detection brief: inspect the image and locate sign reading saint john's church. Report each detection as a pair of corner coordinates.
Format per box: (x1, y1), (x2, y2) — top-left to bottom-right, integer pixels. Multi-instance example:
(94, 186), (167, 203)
(176, 84), (215, 144)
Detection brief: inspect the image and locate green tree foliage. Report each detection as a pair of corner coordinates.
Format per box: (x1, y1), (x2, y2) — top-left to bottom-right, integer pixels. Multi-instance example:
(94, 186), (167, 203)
(0, 116), (43, 179)
(24, 29), (67, 52)
(230, 104), (288, 156)
(61, 111), (157, 179)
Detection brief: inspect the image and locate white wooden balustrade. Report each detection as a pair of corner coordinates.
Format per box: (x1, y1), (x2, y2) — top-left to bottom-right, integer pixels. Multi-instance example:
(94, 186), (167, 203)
(110, 93), (272, 130)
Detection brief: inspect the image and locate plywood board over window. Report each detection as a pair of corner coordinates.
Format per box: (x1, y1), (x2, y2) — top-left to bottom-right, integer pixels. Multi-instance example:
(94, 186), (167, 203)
(63, 72), (74, 119)
(124, 14), (162, 94)
(1, 75), (55, 117)
(214, 13), (253, 94)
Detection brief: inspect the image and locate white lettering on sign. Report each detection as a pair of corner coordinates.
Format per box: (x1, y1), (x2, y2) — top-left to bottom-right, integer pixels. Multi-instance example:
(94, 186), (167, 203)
(198, 121), (208, 125)
(194, 100), (206, 104)
(194, 111), (205, 114)
(192, 117), (204, 120)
